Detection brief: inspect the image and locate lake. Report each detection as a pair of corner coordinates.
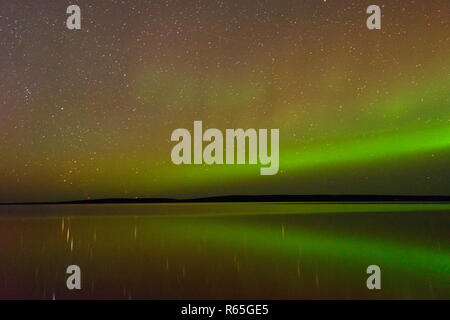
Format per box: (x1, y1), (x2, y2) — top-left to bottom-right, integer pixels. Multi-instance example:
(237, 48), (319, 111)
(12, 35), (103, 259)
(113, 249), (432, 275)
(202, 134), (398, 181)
(0, 202), (449, 299)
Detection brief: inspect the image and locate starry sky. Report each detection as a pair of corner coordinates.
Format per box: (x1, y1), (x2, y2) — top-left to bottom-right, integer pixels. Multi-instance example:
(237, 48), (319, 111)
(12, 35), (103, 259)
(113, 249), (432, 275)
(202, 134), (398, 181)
(0, 0), (448, 202)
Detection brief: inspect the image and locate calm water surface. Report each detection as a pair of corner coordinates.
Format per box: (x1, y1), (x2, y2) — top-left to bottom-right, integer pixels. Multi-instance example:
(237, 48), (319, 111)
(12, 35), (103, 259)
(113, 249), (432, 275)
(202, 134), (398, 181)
(0, 203), (449, 299)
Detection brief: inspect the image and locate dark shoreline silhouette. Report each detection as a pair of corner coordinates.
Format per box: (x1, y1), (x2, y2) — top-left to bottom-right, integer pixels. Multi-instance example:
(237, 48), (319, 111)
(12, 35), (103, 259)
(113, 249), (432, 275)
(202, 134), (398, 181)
(1, 194), (449, 205)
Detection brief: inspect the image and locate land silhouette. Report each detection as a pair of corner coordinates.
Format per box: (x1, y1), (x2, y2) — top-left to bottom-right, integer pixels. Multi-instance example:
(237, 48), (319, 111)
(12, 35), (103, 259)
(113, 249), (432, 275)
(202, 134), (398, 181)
(1, 194), (449, 205)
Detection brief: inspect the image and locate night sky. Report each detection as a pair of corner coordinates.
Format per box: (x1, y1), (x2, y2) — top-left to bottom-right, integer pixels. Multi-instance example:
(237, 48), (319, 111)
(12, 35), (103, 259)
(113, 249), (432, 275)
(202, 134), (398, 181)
(0, 0), (448, 202)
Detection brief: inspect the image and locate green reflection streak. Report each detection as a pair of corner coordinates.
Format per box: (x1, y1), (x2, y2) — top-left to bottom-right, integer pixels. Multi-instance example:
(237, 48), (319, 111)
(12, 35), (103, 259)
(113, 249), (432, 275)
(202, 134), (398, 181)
(160, 214), (450, 279)
(151, 202), (450, 218)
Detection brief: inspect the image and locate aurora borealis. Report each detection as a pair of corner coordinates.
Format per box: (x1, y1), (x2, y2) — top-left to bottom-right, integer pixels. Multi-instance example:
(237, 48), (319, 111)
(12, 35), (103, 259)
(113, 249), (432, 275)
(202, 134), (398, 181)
(1, 1), (449, 301)
(0, 0), (449, 202)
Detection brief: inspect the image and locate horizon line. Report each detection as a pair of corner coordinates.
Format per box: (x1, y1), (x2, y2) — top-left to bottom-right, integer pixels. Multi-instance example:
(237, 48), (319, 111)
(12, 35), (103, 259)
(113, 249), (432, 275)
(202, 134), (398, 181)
(1, 194), (449, 206)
